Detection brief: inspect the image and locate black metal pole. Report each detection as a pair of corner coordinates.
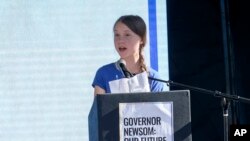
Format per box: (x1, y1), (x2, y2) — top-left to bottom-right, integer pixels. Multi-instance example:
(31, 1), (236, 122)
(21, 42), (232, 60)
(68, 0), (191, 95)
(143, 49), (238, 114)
(220, 0), (238, 140)
(222, 98), (230, 141)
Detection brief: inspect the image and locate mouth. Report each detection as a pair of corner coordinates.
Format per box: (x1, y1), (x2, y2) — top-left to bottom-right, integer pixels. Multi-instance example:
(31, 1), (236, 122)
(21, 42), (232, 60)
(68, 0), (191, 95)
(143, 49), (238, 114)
(118, 47), (127, 52)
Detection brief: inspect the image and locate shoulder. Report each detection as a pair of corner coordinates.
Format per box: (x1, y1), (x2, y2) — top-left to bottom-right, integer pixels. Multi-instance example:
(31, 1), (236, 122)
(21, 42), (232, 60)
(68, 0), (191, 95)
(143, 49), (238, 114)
(147, 67), (167, 92)
(92, 62), (120, 90)
(96, 62), (118, 73)
(148, 67), (160, 78)
(94, 61), (122, 81)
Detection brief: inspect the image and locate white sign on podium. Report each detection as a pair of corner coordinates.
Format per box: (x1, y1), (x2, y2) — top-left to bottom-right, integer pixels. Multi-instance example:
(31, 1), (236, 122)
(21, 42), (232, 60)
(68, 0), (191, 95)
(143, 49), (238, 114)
(119, 102), (174, 141)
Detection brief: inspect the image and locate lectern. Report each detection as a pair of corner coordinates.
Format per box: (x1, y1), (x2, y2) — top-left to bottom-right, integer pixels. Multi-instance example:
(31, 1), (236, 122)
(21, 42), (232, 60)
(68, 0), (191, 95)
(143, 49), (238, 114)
(88, 90), (192, 141)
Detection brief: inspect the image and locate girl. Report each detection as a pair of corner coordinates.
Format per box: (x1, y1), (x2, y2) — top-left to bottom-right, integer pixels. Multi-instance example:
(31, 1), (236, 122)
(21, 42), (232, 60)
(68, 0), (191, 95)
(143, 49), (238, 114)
(92, 15), (166, 95)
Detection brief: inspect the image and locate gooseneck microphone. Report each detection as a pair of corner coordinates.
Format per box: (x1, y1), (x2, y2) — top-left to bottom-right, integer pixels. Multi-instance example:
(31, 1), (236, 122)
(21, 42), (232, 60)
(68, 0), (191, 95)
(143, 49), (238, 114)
(119, 59), (133, 78)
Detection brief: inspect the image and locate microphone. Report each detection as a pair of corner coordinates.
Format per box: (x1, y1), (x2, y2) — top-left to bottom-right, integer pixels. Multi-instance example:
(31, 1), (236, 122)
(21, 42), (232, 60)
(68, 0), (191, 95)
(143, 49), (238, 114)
(119, 59), (133, 78)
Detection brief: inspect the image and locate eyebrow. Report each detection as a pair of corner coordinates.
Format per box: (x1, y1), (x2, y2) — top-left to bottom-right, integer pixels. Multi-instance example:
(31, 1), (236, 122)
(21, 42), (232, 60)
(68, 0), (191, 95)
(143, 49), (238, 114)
(114, 29), (131, 33)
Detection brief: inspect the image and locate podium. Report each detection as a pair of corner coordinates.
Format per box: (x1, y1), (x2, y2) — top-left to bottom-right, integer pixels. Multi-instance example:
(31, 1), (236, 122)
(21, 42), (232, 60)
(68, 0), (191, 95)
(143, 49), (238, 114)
(88, 90), (192, 141)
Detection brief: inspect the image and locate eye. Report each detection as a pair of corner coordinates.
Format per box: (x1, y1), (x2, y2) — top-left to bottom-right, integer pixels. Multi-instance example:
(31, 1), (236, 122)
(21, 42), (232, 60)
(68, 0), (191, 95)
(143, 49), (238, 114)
(125, 33), (130, 37)
(114, 33), (120, 37)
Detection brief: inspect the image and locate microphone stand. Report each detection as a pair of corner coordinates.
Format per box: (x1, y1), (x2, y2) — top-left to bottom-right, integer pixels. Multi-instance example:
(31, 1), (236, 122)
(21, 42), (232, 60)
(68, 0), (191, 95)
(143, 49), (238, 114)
(148, 77), (250, 141)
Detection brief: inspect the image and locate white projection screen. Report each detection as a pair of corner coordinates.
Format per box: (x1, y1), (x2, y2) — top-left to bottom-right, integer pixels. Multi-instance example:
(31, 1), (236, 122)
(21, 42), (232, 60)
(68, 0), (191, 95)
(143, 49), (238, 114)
(0, 0), (168, 140)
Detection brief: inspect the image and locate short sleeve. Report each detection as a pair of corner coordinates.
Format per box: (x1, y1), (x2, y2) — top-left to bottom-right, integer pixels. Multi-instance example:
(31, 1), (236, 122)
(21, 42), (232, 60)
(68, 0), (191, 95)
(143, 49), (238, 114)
(91, 63), (123, 93)
(149, 69), (168, 92)
(92, 68), (106, 90)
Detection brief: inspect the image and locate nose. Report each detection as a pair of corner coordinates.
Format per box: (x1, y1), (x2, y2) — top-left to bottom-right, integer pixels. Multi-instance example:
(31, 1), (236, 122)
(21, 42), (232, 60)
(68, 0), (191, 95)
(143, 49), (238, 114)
(116, 36), (122, 40)
(115, 36), (125, 43)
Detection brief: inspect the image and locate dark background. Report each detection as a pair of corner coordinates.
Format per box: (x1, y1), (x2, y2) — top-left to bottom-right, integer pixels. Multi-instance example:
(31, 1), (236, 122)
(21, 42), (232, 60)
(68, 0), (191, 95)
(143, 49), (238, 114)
(167, 0), (250, 140)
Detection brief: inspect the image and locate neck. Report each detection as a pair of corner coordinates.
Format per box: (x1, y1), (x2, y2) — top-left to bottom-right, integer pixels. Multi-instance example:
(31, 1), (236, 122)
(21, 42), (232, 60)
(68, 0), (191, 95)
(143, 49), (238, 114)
(122, 57), (141, 74)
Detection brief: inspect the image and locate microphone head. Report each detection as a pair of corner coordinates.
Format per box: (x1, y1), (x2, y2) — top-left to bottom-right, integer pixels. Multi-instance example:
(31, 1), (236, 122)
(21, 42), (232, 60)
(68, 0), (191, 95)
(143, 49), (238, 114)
(119, 59), (126, 66)
(118, 59), (131, 78)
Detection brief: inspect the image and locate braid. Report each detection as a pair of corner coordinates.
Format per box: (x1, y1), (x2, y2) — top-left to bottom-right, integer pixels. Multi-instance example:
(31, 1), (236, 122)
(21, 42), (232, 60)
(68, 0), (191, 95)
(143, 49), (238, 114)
(139, 45), (148, 72)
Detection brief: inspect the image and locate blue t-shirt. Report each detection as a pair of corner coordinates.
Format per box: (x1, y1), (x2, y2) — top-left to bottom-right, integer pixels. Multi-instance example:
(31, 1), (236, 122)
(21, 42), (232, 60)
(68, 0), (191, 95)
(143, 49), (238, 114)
(92, 62), (166, 93)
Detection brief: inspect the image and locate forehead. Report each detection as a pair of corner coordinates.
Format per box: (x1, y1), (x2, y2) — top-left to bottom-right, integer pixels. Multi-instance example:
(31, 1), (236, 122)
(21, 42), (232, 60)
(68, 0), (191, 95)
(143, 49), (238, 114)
(114, 22), (132, 32)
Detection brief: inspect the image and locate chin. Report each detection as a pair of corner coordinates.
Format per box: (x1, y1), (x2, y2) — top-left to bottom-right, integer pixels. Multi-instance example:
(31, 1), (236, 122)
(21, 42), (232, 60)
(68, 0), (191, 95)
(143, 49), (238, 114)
(118, 54), (127, 59)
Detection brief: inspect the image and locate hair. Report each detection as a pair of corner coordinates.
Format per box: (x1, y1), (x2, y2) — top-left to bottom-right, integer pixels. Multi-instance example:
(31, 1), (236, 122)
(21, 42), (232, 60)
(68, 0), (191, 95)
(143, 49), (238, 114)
(113, 15), (148, 72)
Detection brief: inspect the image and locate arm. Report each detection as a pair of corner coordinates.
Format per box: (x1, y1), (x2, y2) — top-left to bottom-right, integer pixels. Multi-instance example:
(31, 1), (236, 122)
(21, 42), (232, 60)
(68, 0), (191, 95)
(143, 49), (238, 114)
(94, 85), (106, 96)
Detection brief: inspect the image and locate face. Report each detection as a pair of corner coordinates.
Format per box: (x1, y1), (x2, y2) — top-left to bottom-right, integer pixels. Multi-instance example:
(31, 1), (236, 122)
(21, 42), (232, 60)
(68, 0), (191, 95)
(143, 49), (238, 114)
(114, 22), (142, 60)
